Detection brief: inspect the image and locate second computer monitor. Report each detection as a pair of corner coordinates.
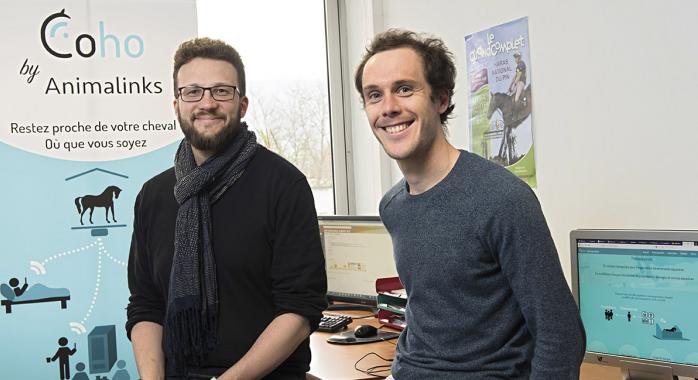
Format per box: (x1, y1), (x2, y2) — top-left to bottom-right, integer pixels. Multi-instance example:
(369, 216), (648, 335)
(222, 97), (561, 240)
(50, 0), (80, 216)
(570, 229), (698, 379)
(318, 216), (398, 305)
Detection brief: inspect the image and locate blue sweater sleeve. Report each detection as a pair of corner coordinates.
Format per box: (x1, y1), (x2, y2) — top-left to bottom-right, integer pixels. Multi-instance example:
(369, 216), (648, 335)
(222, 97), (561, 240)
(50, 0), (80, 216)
(489, 185), (585, 379)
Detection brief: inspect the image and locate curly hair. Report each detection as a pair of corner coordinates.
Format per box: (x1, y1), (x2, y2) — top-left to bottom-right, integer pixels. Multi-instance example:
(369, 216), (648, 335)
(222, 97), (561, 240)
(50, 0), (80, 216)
(172, 37), (246, 97)
(355, 29), (456, 125)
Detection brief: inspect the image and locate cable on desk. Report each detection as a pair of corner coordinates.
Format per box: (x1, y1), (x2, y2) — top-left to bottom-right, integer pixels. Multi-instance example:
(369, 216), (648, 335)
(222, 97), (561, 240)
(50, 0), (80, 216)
(354, 352), (393, 378)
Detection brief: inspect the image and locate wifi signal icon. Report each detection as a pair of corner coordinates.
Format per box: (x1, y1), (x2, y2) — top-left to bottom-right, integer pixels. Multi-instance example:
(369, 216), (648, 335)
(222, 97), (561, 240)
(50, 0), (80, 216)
(70, 322), (87, 335)
(30, 261), (46, 275)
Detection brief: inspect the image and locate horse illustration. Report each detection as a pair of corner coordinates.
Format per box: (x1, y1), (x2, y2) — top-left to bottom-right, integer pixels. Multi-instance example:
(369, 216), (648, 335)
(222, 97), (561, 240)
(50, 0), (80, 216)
(487, 84), (532, 165)
(74, 186), (122, 225)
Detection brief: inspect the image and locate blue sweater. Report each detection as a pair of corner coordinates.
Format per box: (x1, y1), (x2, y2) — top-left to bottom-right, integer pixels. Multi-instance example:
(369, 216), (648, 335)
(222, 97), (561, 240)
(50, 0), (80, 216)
(380, 151), (585, 379)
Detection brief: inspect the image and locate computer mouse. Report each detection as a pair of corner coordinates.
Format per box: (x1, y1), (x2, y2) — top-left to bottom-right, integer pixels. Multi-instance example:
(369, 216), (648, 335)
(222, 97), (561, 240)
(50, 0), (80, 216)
(353, 324), (378, 338)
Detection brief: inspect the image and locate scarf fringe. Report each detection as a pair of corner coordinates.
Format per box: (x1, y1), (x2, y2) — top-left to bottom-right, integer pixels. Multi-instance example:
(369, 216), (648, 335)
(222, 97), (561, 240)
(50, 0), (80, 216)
(164, 298), (218, 376)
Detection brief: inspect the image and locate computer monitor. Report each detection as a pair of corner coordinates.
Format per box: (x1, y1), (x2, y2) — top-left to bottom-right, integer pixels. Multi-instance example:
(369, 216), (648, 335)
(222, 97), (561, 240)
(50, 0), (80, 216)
(318, 215), (398, 305)
(570, 229), (698, 380)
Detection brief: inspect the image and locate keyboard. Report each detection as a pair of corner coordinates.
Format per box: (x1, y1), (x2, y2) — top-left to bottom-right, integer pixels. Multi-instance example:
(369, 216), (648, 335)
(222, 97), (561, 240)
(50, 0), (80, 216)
(317, 314), (352, 333)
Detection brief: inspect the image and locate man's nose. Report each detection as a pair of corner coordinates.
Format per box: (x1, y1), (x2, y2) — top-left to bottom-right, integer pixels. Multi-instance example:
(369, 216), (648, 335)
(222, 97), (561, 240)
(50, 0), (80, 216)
(381, 93), (400, 117)
(198, 89), (219, 109)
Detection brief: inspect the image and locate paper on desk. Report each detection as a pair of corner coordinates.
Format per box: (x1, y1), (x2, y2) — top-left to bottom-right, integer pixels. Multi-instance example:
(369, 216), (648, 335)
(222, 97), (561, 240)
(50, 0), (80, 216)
(378, 303), (406, 314)
(379, 288), (407, 299)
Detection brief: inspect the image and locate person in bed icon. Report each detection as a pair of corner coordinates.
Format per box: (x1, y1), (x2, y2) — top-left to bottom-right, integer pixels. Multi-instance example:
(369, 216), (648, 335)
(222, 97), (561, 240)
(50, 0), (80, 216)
(1, 279), (71, 314)
(8, 277), (28, 297)
(47, 337), (77, 380)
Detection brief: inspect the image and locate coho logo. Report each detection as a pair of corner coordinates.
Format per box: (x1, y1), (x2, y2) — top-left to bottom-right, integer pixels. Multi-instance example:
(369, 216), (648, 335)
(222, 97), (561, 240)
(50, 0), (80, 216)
(41, 9), (144, 59)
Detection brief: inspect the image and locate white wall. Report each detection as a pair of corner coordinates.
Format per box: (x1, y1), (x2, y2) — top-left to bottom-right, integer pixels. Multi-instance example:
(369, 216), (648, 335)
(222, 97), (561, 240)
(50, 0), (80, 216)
(342, 0), (698, 282)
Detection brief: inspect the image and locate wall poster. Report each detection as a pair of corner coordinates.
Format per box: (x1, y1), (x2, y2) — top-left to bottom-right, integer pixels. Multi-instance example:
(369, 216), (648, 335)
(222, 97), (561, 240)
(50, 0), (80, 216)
(465, 17), (536, 187)
(1, 1), (196, 378)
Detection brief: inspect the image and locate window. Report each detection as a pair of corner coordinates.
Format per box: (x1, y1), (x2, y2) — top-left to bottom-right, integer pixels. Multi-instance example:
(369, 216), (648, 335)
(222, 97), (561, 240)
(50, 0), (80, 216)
(197, 0), (335, 214)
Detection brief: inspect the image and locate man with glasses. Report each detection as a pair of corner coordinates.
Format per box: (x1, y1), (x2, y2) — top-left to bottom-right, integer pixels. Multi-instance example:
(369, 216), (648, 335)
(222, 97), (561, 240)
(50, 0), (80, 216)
(126, 37), (327, 380)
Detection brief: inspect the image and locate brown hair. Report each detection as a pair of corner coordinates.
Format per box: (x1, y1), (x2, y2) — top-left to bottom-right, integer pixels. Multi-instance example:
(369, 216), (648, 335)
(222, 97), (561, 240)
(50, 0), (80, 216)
(172, 37), (246, 97)
(355, 29), (456, 125)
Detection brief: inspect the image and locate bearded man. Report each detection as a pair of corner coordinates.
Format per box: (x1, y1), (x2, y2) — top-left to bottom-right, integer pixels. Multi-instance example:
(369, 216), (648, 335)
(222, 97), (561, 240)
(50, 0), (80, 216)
(126, 37), (327, 380)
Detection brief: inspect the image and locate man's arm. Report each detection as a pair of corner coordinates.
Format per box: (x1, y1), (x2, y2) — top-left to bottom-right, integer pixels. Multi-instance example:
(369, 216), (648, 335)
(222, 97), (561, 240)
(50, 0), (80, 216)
(131, 321), (165, 380)
(127, 186), (168, 380)
(219, 313), (310, 380)
(492, 184), (585, 379)
(221, 176), (326, 379)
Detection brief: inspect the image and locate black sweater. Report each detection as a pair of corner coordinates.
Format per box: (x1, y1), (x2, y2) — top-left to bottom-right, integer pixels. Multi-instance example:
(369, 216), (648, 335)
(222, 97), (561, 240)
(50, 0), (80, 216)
(126, 146), (327, 378)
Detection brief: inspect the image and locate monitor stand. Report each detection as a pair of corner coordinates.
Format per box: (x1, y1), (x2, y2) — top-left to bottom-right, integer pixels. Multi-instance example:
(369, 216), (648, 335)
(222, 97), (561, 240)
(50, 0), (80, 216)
(620, 360), (675, 380)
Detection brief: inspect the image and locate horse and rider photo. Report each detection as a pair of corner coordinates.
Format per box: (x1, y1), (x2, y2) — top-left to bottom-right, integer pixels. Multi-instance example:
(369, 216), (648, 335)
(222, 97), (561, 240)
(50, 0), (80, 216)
(487, 84), (532, 166)
(74, 185), (122, 225)
(465, 17), (537, 188)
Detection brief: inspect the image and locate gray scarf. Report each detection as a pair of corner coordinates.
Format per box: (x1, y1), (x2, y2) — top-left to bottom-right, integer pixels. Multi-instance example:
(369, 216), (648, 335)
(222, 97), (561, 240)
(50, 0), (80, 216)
(164, 122), (258, 374)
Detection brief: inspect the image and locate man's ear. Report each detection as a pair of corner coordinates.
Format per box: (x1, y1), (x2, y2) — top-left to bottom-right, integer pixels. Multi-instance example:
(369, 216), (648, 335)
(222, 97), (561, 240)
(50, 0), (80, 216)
(239, 95), (249, 118)
(437, 92), (449, 114)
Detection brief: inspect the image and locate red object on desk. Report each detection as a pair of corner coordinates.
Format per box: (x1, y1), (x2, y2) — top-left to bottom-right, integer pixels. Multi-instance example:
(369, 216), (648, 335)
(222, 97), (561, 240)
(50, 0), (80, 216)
(376, 277), (406, 330)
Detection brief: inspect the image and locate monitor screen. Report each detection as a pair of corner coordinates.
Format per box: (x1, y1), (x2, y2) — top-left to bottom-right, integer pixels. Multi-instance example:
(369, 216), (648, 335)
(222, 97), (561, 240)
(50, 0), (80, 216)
(318, 216), (398, 305)
(570, 229), (698, 378)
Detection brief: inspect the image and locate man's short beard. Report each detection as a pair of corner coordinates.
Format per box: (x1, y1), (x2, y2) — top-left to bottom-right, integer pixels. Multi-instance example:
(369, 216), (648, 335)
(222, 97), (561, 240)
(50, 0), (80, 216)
(179, 113), (242, 153)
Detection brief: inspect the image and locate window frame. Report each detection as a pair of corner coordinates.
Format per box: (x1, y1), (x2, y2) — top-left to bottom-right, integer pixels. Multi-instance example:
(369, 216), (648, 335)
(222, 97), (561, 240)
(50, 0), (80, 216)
(324, 0), (354, 215)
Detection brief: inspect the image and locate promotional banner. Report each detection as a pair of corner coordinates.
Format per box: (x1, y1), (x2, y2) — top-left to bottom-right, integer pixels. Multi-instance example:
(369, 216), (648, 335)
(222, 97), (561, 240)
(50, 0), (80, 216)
(1, 1), (196, 378)
(465, 17), (536, 188)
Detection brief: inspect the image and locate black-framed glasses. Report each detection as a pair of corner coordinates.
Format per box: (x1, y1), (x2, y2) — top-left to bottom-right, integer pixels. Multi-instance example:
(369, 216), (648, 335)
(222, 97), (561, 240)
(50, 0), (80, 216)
(177, 85), (239, 102)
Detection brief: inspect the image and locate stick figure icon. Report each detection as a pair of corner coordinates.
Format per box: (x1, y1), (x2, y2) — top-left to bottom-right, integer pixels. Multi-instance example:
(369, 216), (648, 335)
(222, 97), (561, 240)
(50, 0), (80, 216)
(46, 337), (77, 380)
